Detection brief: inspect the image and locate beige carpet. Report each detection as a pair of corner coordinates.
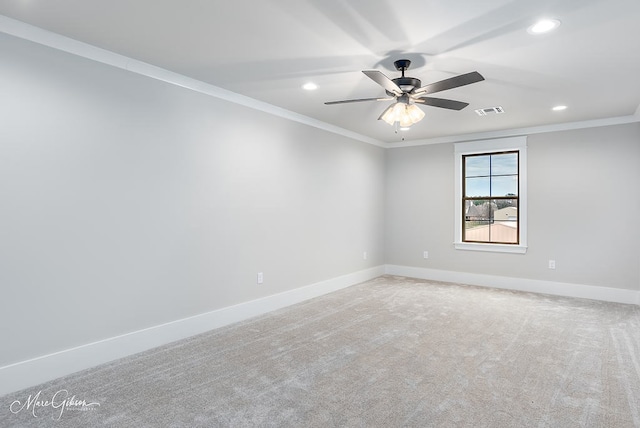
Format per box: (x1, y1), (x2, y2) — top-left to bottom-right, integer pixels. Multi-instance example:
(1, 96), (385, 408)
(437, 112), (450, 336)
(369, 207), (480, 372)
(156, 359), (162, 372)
(2, 275), (639, 427)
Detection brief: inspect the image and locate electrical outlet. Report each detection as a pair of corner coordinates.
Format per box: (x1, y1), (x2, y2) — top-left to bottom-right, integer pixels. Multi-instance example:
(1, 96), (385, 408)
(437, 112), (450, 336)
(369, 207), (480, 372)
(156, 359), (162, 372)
(423, 251), (429, 259)
(257, 272), (264, 284)
(548, 260), (556, 270)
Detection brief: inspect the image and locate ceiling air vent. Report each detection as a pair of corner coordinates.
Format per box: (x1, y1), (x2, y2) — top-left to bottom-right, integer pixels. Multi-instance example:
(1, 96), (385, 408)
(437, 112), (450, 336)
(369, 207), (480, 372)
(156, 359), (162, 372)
(475, 106), (504, 116)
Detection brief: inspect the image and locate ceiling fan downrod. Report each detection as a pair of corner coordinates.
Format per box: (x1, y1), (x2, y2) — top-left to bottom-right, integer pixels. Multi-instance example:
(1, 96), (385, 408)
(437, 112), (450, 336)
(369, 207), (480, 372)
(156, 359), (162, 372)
(390, 59), (421, 94)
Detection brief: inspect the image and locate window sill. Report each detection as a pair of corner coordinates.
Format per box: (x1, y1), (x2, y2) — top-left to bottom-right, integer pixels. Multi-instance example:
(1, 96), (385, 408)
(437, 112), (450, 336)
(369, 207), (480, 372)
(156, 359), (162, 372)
(454, 242), (528, 254)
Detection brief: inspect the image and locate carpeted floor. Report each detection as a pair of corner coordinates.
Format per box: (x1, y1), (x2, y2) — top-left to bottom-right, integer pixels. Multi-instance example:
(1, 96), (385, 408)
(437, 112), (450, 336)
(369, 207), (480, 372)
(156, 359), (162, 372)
(1, 275), (639, 427)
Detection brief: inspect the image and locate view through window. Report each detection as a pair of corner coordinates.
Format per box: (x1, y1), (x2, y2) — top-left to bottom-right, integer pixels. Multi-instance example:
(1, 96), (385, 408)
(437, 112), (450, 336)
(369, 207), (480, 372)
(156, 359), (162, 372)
(462, 151), (519, 244)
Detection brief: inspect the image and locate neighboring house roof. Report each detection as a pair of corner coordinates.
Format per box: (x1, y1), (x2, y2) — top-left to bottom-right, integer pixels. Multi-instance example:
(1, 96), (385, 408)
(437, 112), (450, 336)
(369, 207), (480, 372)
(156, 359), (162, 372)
(466, 205), (482, 217)
(466, 202), (498, 219)
(465, 222), (517, 243)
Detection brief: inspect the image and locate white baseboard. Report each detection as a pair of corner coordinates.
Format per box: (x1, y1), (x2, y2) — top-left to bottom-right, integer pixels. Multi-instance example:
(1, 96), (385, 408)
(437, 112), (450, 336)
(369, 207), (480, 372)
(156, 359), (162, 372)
(0, 266), (385, 396)
(385, 265), (640, 306)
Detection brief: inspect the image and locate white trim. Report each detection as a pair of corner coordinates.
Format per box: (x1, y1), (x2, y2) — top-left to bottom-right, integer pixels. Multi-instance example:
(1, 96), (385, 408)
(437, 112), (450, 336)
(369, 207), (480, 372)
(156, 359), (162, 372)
(0, 15), (386, 148)
(385, 265), (640, 306)
(453, 136), (527, 154)
(453, 242), (527, 254)
(389, 114), (640, 148)
(0, 266), (385, 396)
(454, 136), (528, 253)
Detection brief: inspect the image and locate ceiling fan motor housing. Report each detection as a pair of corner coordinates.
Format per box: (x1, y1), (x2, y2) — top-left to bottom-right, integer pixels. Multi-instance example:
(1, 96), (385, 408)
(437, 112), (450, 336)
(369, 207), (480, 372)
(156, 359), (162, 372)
(388, 59), (421, 94)
(389, 77), (422, 95)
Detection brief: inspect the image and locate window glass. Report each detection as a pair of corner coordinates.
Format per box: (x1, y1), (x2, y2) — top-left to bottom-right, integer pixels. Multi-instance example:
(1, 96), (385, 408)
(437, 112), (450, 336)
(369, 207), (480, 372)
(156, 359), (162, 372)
(491, 176), (518, 196)
(465, 155), (490, 177)
(465, 177), (490, 197)
(490, 153), (518, 175)
(462, 151), (519, 245)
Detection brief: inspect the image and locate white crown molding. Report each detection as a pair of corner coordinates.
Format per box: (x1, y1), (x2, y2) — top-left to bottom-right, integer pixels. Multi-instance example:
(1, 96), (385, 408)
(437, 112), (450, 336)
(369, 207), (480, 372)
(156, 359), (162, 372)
(385, 265), (640, 306)
(0, 15), (386, 148)
(0, 265), (385, 396)
(389, 114), (640, 148)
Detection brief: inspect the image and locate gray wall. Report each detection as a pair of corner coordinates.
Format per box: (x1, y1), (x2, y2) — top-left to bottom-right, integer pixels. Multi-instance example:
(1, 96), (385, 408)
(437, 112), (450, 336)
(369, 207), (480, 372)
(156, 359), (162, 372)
(386, 122), (640, 291)
(0, 33), (386, 367)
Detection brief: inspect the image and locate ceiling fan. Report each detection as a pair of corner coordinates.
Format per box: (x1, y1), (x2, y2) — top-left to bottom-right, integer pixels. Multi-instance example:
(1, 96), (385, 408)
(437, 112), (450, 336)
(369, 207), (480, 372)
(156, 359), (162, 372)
(325, 59), (484, 127)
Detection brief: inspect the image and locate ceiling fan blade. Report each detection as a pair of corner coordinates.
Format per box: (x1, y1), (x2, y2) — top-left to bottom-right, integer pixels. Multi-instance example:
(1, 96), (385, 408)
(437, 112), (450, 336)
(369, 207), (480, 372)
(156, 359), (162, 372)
(363, 70), (403, 96)
(325, 97), (394, 105)
(413, 71), (484, 96)
(413, 97), (470, 110)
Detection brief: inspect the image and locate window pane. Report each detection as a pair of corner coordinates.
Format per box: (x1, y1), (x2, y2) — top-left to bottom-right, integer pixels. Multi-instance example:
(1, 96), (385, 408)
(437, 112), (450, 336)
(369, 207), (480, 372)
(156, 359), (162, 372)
(465, 177), (490, 197)
(465, 155), (489, 177)
(465, 200), (493, 221)
(489, 222), (518, 243)
(464, 198), (518, 244)
(493, 199), (518, 217)
(491, 175), (518, 196)
(491, 153), (518, 175)
(465, 220), (490, 241)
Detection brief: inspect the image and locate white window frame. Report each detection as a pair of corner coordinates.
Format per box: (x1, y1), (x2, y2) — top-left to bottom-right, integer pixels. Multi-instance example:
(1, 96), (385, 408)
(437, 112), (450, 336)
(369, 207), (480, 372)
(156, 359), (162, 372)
(454, 136), (528, 254)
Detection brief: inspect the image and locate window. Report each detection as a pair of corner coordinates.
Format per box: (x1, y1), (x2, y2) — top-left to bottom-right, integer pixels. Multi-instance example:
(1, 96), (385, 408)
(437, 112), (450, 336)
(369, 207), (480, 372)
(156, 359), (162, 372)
(463, 151), (519, 244)
(454, 137), (527, 254)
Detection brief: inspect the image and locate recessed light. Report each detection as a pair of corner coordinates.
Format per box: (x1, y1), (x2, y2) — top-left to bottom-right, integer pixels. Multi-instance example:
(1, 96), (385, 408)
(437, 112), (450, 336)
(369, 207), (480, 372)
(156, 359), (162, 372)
(302, 82), (318, 91)
(399, 127), (411, 131)
(528, 19), (561, 34)
(552, 105), (568, 111)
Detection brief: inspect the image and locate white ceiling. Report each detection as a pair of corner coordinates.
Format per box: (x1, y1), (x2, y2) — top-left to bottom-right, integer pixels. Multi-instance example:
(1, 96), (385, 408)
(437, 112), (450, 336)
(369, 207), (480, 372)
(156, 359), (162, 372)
(1, 0), (639, 144)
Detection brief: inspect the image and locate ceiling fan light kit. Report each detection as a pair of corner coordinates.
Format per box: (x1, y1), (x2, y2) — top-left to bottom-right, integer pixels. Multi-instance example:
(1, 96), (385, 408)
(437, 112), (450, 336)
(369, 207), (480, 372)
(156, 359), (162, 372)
(326, 59), (484, 129)
(380, 102), (425, 127)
